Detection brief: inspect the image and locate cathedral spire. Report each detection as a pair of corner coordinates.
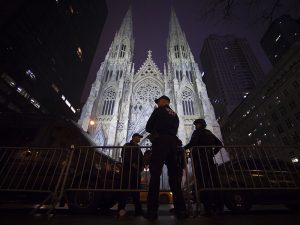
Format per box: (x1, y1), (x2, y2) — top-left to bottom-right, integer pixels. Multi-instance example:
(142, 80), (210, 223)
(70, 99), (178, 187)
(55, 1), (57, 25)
(169, 6), (184, 36)
(118, 6), (133, 38)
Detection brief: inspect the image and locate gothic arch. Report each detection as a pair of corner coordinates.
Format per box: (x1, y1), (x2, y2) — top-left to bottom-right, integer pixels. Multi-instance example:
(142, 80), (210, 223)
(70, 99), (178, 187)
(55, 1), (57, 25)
(101, 87), (116, 115)
(181, 87), (195, 116)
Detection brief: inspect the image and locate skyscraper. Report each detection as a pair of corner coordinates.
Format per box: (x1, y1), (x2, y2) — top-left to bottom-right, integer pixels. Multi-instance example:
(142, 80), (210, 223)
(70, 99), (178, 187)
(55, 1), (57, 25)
(0, 0), (107, 119)
(79, 7), (222, 147)
(201, 35), (265, 124)
(261, 15), (300, 65)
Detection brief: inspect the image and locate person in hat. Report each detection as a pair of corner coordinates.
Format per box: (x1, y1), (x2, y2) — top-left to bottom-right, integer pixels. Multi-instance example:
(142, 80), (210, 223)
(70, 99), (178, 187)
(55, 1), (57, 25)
(117, 133), (144, 218)
(144, 95), (187, 220)
(184, 119), (223, 216)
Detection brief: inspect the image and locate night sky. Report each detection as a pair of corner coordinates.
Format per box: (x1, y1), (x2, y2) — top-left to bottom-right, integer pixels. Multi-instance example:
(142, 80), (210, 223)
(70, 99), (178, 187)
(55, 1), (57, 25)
(82, 0), (300, 102)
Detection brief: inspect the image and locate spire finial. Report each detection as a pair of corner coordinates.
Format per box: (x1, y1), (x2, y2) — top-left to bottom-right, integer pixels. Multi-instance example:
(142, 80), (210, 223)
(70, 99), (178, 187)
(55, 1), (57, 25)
(147, 50), (152, 59)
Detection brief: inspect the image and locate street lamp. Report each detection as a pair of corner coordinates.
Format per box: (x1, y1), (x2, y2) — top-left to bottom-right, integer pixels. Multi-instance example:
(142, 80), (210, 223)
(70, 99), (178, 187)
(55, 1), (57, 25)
(90, 120), (95, 126)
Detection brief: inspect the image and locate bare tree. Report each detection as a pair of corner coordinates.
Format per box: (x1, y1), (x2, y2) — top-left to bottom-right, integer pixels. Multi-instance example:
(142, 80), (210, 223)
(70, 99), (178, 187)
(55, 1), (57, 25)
(199, 0), (300, 25)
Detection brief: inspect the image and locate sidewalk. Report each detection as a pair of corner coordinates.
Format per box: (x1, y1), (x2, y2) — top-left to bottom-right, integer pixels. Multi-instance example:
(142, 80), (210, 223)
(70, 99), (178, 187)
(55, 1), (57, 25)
(1, 204), (300, 225)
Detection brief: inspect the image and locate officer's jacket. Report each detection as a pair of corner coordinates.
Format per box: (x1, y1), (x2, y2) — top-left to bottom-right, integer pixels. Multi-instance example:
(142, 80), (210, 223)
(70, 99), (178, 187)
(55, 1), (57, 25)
(146, 105), (179, 136)
(121, 141), (144, 172)
(184, 128), (222, 156)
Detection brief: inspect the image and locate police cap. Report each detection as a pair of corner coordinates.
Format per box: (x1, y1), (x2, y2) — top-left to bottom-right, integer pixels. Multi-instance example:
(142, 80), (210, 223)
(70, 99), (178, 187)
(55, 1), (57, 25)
(193, 119), (207, 127)
(154, 95), (170, 104)
(132, 133), (143, 138)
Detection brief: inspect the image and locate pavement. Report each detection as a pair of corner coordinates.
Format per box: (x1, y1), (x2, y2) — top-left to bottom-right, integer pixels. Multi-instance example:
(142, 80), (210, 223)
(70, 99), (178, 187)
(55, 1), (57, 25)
(0, 204), (300, 225)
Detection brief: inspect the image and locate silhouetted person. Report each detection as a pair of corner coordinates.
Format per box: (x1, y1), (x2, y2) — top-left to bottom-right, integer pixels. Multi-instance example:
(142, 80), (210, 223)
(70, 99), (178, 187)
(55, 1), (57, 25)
(184, 119), (223, 216)
(118, 133), (144, 218)
(144, 95), (187, 220)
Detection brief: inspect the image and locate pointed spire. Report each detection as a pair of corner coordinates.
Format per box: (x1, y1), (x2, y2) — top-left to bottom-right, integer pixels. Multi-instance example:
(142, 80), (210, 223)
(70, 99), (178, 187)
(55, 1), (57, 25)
(118, 6), (133, 37)
(169, 6), (184, 36)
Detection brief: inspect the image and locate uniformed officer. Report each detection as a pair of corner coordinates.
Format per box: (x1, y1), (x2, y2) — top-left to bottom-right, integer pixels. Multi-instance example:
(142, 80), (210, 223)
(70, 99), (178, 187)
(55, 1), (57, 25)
(144, 95), (187, 220)
(118, 133), (144, 218)
(184, 119), (223, 216)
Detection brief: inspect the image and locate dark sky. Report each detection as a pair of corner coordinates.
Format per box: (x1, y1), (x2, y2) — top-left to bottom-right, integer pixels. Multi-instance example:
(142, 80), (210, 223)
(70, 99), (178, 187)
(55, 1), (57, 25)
(82, 0), (300, 102)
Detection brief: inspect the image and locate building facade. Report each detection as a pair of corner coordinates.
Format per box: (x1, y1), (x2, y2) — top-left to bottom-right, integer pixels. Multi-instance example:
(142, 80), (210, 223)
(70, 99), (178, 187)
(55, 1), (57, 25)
(79, 8), (222, 148)
(261, 15), (300, 66)
(201, 35), (265, 125)
(221, 44), (300, 163)
(0, 0), (107, 120)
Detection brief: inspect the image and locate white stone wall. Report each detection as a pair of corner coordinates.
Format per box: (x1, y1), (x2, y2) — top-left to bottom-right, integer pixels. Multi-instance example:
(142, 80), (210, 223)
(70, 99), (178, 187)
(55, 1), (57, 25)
(79, 8), (223, 148)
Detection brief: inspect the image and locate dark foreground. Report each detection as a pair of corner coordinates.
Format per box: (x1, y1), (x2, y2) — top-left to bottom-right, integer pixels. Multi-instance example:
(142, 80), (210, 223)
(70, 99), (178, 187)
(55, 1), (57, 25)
(0, 204), (300, 225)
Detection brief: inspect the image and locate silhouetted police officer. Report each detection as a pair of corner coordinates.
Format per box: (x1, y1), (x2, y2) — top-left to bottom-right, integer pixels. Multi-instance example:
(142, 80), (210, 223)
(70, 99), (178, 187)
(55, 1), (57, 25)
(118, 133), (144, 218)
(144, 95), (187, 220)
(184, 119), (223, 216)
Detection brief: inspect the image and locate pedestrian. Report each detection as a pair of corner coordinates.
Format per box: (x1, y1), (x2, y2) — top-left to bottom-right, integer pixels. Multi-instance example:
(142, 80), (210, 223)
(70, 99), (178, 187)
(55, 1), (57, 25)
(184, 119), (223, 216)
(118, 133), (144, 218)
(144, 95), (187, 220)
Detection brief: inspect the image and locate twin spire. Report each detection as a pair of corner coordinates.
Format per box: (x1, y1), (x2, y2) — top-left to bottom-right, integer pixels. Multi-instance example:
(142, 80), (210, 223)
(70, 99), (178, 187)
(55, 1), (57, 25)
(117, 6), (184, 39)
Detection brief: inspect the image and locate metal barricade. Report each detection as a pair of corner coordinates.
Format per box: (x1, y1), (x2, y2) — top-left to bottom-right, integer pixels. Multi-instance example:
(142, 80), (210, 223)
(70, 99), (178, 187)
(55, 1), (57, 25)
(187, 145), (300, 215)
(0, 146), (70, 213)
(60, 146), (188, 213)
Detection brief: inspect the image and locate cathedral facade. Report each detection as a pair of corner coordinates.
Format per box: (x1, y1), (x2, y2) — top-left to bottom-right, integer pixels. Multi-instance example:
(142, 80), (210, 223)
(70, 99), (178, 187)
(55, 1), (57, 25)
(79, 7), (222, 147)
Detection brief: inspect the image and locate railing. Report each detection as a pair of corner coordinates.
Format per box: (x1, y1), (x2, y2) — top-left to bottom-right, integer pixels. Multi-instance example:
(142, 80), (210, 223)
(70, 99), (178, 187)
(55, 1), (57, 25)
(188, 145), (300, 215)
(189, 145), (300, 190)
(0, 146), (69, 213)
(0, 145), (299, 215)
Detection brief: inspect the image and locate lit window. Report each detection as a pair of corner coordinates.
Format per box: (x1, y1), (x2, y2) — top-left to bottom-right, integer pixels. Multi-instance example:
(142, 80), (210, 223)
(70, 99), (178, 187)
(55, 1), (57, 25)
(30, 98), (40, 109)
(69, 5), (74, 14)
(275, 34), (281, 42)
(248, 133), (252, 137)
(26, 69), (36, 80)
(1, 73), (16, 87)
(274, 54), (278, 58)
(65, 99), (71, 107)
(71, 107), (76, 113)
(224, 46), (228, 50)
(51, 84), (59, 93)
(16, 86), (30, 99)
(77, 47), (83, 61)
(291, 157), (299, 163)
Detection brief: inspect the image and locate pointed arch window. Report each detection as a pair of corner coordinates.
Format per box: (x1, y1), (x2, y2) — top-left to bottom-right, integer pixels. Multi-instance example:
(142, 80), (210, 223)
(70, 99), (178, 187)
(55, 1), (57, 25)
(102, 88), (116, 115)
(189, 71), (193, 82)
(120, 44), (126, 58)
(174, 45), (180, 58)
(182, 88), (195, 116)
(181, 45), (187, 58)
(105, 70), (110, 82)
(176, 70), (179, 80)
(119, 70), (123, 79)
(113, 45), (118, 58)
(180, 71), (183, 81)
(116, 70), (119, 81)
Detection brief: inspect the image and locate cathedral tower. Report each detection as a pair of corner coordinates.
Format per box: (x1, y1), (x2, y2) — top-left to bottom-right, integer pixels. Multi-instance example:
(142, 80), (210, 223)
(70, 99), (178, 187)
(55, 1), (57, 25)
(78, 7), (134, 146)
(167, 8), (222, 143)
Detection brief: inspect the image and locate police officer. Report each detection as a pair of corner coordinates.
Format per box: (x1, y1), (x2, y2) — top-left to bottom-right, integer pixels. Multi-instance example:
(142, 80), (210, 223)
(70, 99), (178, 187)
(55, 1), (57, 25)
(184, 119), (223, 216)
(144, 95), (187, 220)
(118, 133), (144, 218)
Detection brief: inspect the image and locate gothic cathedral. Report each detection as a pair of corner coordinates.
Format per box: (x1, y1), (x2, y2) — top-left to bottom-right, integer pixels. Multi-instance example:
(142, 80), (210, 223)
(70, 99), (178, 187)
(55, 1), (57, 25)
(79, 7), (222, 147)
